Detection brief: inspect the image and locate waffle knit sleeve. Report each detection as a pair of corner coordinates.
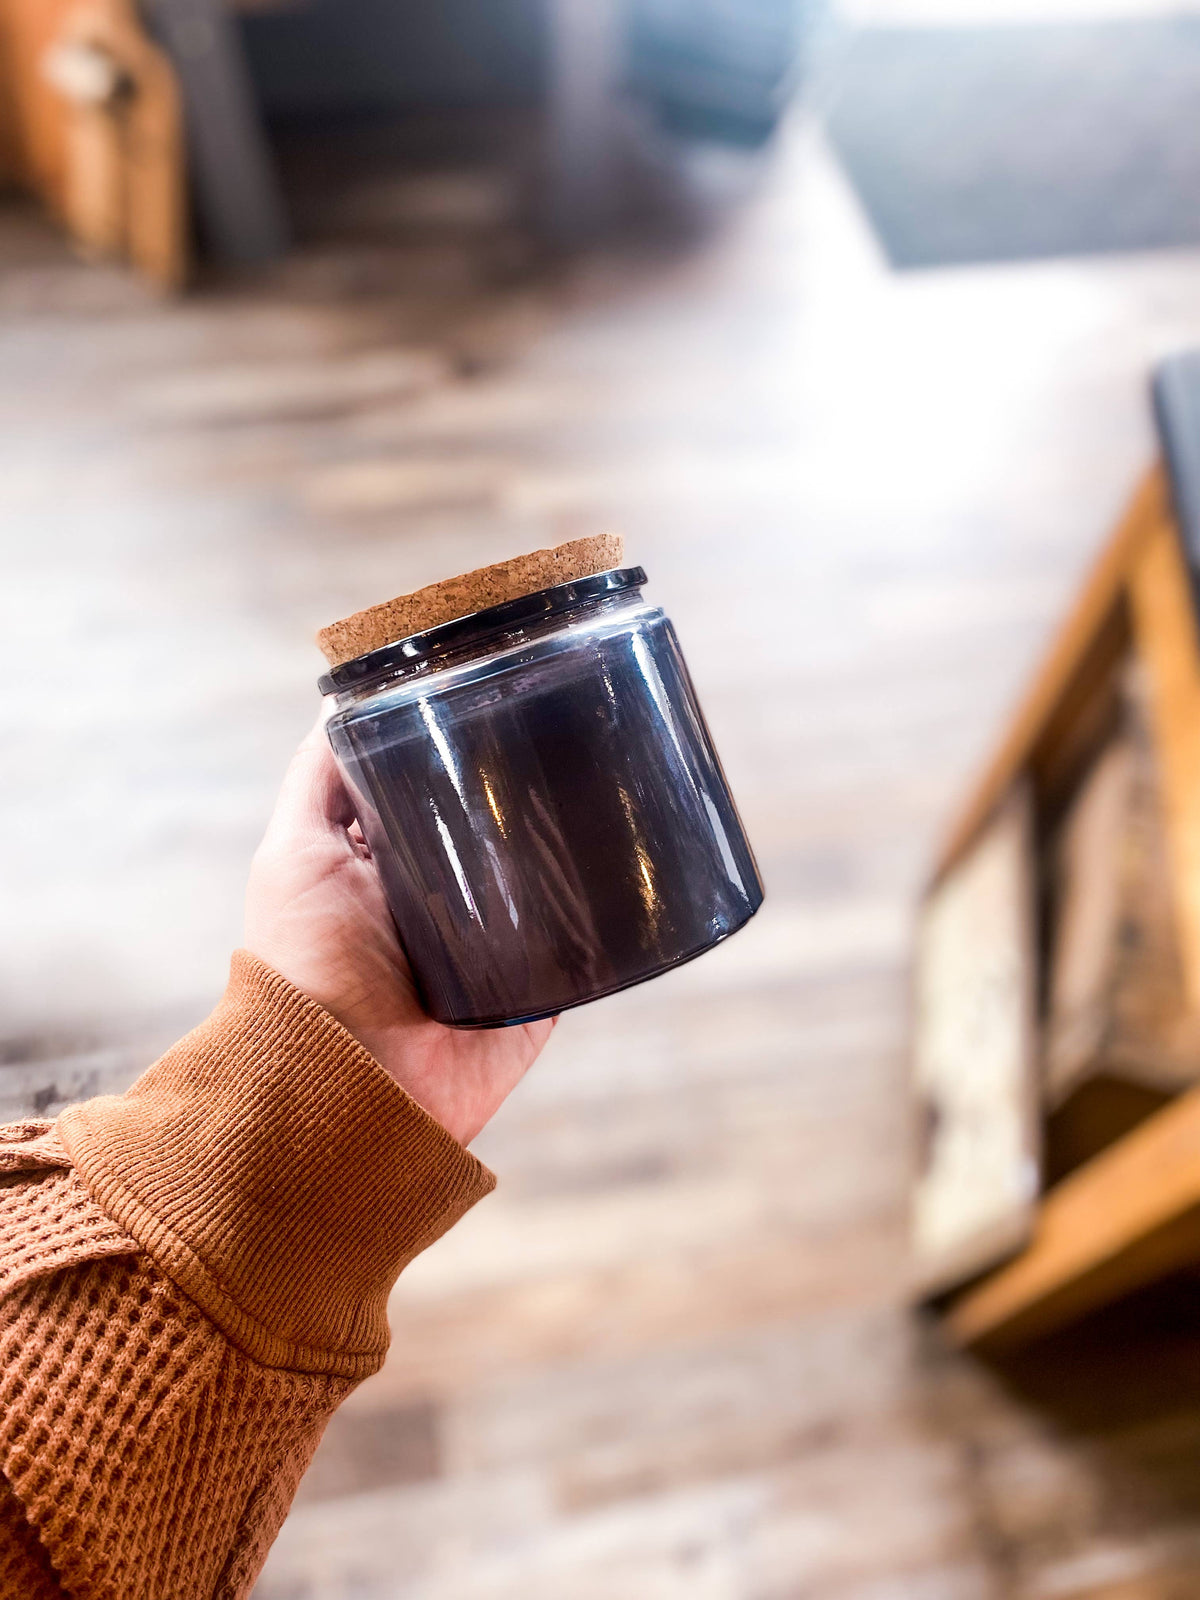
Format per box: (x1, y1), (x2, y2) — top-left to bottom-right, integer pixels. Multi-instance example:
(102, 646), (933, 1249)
(0, 953), (497, 1600)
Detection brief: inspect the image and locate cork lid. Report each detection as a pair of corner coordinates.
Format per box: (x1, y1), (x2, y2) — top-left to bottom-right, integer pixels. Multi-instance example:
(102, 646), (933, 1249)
(317, 533), (625, 668)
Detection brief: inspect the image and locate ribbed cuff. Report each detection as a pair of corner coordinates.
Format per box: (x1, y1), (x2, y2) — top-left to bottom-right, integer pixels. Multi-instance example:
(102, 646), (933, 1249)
(57, 952), (495, 1378)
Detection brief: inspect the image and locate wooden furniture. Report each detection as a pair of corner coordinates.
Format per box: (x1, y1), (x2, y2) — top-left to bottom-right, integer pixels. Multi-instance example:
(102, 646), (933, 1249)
(0, 0), (186, 287)
(0, 0), (285, 286)
(932, 459), (1200, 1349)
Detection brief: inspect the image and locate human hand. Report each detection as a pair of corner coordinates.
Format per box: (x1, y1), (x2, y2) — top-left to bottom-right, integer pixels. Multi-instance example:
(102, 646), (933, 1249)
(244, 717), (555, 1146)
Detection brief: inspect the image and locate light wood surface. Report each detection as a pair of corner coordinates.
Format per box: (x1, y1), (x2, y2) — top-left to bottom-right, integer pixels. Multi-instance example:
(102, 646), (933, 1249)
(912, 784), (1039, 1297)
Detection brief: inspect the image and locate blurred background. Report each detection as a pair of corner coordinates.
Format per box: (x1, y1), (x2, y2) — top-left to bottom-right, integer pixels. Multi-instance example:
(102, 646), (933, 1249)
(9, 0), (1200, 1595)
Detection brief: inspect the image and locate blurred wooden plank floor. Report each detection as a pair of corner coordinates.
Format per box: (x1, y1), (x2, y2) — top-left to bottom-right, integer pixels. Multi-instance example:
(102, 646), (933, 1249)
(10, 116), (1200, 1598)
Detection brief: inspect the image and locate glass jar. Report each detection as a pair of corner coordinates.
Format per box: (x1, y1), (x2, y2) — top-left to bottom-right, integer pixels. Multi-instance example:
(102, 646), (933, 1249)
(321, 566), (763, 1027)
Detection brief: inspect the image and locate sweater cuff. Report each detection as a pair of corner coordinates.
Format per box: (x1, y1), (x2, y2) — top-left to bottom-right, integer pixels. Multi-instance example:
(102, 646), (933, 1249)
(57, 951), (495, 1378)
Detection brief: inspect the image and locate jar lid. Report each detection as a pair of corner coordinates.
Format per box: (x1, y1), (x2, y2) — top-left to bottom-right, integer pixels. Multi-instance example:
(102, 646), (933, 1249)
(318, 565), (647, 694)
(316, 533), (625, 669)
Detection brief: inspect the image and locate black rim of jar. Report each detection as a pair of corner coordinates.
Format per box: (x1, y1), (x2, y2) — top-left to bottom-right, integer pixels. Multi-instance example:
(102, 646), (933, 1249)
(318, 565), (648, 695)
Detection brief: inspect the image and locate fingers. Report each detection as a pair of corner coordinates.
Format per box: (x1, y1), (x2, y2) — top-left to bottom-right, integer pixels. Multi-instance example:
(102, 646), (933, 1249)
(261, 713), (358, 848)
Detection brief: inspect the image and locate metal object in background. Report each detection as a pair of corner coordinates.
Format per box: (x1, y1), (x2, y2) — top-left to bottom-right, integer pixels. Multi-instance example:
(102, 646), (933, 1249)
(143, 0), (288, 263)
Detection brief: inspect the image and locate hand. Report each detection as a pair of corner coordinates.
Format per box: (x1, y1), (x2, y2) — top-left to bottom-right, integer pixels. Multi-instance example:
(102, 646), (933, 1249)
(244, 717), (555, 1146)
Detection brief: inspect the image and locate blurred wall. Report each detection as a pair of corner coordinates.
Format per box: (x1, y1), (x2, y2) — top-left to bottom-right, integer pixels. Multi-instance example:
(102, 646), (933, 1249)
(240, 0), (547, 117)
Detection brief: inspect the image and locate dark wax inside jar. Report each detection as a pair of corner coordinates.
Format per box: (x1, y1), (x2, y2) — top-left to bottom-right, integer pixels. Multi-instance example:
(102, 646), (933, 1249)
(327, 600), (762, 1027)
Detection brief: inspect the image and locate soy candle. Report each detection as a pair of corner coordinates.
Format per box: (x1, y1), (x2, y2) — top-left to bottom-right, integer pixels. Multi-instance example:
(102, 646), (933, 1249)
(319, 545), (762, 1027)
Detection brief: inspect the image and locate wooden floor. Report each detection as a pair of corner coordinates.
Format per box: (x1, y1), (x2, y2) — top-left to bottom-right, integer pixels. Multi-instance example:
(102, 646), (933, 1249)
(10, 115), (1200, 1598)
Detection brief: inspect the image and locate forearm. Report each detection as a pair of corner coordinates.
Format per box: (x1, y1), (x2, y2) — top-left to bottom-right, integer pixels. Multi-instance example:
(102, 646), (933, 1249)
(0, 955), (494, 1600)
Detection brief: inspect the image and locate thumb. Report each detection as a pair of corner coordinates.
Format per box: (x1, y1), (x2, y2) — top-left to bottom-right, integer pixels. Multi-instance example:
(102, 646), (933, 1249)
(261, 714), (357, 848)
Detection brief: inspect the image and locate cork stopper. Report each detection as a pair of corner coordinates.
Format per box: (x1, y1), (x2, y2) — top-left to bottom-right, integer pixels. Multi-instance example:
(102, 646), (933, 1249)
(317, 533), (626, 668)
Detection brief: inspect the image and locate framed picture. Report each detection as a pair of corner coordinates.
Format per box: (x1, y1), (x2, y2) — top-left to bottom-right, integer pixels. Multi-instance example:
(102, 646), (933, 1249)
(912, 782), (1040, 1298)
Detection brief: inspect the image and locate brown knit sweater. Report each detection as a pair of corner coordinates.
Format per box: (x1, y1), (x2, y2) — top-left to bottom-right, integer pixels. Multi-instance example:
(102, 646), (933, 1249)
(0, 952), (496, 1599)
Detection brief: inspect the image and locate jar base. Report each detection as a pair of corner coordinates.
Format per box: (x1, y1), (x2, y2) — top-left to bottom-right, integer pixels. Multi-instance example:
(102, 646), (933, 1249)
(430, 894), (764, 1030)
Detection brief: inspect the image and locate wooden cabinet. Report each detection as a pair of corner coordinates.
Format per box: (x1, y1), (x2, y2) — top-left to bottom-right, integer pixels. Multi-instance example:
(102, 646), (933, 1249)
(0, 0), (185, 286)
(924, 465), (1200, 1348)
